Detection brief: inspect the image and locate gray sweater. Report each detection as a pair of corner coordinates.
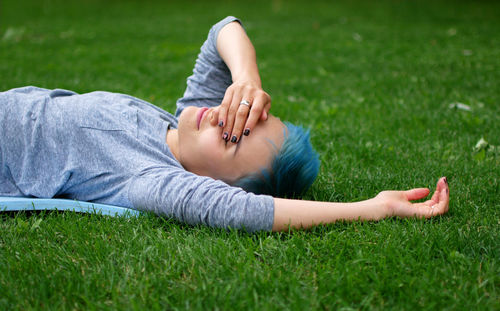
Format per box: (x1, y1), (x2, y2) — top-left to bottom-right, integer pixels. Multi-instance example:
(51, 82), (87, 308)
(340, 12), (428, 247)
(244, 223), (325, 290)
(0, 16), (274, 232)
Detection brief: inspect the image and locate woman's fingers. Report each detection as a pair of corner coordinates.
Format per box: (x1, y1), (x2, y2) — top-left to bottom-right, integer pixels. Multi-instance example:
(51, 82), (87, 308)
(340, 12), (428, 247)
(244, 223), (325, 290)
(224, 93), (246, 142)
(218, 88), (233, 140)
(260, 109), (268, 121)
(218, 82), (271, 142)
(243, 93), (270, 137)
(430, 177), (446, 203)
(439, 179), (450, 213)
(230, 102), (251, 142)
(415, 177), (449, 218)
(220, 89), (242, 141)
(222, 85), (248, 142)
(404, 188), (430, 201)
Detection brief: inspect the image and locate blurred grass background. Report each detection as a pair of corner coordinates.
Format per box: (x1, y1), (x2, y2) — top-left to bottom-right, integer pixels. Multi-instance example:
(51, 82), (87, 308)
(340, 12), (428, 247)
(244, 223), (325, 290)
(1, 0), (499, 309)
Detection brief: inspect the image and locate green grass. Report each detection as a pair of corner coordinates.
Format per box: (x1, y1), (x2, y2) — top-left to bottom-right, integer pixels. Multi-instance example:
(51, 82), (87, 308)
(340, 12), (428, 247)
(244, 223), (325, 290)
(1, 0), (499, 309)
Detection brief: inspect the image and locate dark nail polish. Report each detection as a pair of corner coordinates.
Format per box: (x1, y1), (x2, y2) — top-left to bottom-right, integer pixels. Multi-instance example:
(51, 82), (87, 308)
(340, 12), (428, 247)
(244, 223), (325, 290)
(218, 121), (224, 127)
(231, 135), (237, 143)
(244, 128), (250, 136)
(444, 177), (448, 184)
(223, 132), (228, 141)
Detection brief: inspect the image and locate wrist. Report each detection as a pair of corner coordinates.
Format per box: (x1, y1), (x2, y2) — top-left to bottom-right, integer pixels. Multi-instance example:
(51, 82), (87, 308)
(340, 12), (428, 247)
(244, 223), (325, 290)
(354, 198), (389, 221)
(232, 70), (261, 87)
(369, 193), (394, 219)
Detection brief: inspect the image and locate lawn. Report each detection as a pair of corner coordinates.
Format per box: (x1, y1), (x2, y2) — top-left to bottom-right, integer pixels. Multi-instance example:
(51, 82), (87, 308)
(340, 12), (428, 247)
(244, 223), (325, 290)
(1, 0), (499, 309)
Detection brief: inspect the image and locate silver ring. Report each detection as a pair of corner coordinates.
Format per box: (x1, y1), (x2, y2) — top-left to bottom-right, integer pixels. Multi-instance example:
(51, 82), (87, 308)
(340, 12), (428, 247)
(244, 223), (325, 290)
(239, 100), (250, 107)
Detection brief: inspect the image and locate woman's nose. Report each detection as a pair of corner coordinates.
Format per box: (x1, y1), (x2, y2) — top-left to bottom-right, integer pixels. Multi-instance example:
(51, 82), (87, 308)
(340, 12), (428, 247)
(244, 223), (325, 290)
(209, 108), (219, 126)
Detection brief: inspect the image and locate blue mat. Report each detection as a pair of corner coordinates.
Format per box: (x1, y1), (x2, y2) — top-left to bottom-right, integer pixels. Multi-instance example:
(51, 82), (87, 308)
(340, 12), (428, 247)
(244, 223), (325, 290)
(0, 197), (142, 217)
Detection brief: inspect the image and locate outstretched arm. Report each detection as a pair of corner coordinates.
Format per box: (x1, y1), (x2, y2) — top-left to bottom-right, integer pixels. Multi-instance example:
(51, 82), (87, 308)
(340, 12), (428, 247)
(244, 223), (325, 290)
(272, 177), (450, 231)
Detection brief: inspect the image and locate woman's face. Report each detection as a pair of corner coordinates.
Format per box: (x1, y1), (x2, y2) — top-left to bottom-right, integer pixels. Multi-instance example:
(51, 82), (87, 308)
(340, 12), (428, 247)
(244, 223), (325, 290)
(177, 106), (285, 183)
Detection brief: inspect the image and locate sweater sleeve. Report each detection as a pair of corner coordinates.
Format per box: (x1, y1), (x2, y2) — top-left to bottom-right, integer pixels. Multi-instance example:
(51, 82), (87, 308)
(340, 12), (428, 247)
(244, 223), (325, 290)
(127, 165), (274, 232)
(175, 16), (243, 117)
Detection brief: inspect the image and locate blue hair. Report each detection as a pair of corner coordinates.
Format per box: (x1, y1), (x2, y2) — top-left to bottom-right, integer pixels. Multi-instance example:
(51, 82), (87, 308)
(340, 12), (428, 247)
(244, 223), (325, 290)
(233, 122), (320, 197)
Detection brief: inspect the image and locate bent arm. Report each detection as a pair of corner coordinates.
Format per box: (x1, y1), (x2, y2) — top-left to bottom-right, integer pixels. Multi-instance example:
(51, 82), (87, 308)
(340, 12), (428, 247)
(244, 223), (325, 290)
(176, 16), (270, 140)
(217, 21), (261, 86)
(175, 17), (239, 117)
(216, 21), (271, 142)
(272, 177), (450, 232)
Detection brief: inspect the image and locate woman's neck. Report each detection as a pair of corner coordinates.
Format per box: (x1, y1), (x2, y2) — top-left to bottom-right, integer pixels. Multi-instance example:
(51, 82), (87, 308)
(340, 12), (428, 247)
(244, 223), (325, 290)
(166, 129), (180, 162)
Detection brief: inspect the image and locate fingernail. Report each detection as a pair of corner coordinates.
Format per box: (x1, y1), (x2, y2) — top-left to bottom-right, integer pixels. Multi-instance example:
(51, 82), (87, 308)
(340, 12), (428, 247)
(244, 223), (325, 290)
(444, 177), (448, 184)
(243, 128), (250, 136)
(218, 121), (224, 127)
(223, 132), (228, 141)
(231, 135), (237, 143)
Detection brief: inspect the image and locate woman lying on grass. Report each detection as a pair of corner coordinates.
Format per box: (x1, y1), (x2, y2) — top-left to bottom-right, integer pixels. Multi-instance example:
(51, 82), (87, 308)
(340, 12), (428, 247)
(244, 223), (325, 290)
(0, 17), (449, 232)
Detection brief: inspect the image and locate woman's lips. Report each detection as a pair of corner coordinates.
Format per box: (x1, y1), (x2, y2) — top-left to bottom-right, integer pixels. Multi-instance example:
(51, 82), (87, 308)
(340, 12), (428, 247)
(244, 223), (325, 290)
(197, 107), (209, 129)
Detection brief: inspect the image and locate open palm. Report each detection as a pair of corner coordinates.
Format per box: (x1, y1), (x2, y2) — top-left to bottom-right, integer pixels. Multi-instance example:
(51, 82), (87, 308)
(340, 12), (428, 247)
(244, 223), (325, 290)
(374, 177), (450, 218)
